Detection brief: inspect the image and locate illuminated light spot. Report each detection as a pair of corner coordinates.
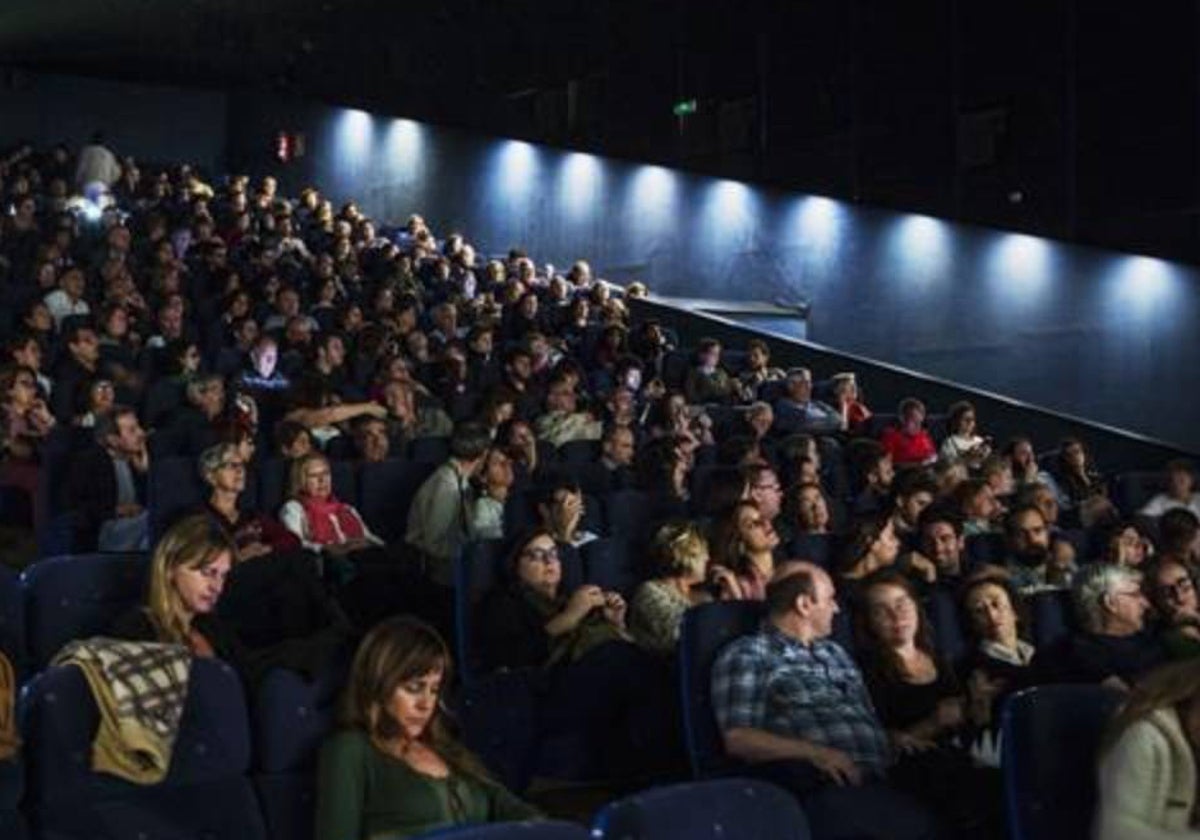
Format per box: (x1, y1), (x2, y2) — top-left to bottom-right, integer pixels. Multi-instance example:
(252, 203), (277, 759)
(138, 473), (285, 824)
(558, 152), (605, 220)
(336, 109), (373, 170)
(496, 140), (539, 200)
(384, 118), (423, 169)
(986, 233), (1052, 298)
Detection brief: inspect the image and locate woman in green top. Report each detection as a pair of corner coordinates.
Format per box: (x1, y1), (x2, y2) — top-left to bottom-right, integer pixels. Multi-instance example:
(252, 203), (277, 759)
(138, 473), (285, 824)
(315, 616), (538, 840)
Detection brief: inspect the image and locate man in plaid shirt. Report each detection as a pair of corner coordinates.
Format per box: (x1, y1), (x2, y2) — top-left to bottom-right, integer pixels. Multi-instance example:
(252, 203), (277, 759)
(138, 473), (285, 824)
(711, 561), (935, 839)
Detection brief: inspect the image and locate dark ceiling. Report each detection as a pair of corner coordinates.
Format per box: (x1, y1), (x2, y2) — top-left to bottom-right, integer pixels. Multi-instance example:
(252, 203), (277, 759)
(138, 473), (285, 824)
(4, 0), (1199, 262)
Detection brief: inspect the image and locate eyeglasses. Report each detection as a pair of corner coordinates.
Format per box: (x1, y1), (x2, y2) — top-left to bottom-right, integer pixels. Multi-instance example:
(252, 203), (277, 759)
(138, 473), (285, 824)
(1154, 576), (1195, 602)
(1110, 588), (1145, 603)
(521, 546), (560, 564)
(753, 483), (781, 493)
(219, 461), (246, 471)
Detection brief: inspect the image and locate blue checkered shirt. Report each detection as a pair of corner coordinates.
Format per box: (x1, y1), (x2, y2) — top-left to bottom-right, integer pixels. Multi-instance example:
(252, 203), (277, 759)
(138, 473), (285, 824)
(711, 624), (891, 776)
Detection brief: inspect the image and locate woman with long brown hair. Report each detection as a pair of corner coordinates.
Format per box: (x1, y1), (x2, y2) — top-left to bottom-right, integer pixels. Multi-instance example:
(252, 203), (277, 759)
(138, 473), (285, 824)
(1096, 659), (1200, 838)
(315, 616), (537, 840)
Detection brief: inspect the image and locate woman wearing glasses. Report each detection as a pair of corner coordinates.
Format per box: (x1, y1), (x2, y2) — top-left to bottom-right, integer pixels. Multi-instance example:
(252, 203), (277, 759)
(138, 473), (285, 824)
(1146, 558), (1200, 661)
(476, 529), (674, 777)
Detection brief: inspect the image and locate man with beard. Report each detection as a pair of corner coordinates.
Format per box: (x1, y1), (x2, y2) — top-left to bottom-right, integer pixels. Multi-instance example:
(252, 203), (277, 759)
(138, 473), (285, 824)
(1004, 505), (1078, 594)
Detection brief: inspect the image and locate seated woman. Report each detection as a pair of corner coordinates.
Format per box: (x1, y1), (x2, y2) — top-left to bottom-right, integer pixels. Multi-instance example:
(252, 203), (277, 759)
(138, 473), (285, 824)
(787, 481), (834, 536)
(1145, 557), (1200, 661)
(830, 372), (871, 433)
(71, 377), (115, 428)
(197, 443), (351, 671)
(1095, 659), (1200, 839)
(628, 522), (739, 654)
(710, 500), (780, 600)
(938, 401), (991, 468)
(0, 364), (57, 509)
(199, 443), (300, 561)
(475, 530), (674, 776)
(683, 338), (738, 406)
(1101, 519), (1152, 568)
(840, 514), (936, 587)
(957, 571), (1036, 736)
(1050, 437), (1114, 528)
(315, 616), (539, 840)
(856, 570), (999, 834)
(279, 452), (384, 557)
(109, 515), (247, 668)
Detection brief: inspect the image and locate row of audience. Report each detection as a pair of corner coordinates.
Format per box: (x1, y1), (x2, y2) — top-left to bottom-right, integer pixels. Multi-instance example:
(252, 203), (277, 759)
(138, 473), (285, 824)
(1, 138), (1199, 838)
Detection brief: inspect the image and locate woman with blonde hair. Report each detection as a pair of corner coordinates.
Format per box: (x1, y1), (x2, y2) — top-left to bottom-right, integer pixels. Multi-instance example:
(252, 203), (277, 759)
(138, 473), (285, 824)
(279, 451), (382, 555)
(1095, 658), (1200, 838)
(628, 521), (740, 654)
(110, 515), (243, 663)
(315, 616), (537, 840)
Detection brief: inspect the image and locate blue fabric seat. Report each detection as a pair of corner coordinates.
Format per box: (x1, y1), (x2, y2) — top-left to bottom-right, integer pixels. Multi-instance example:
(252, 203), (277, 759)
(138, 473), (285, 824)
(556, 439), (599, 464)
(253, 663), (348, 840)
(592, 778), (810, 840)
(1113, 470), (1165, 517)
(148, 455), (206, 539)
(679, 601), (766, 778)
(0, 564), (25, 678)
(1029, 589), (1074, 650)
(415, 819), (588, 839)
(784, 533), (839, 570)
(357, 459), (436, 543)
(925, 586), (966, 665)
(22, 658), (267, 840)
(965, 532), (1008, 567)
(22, 552), (150, 670)
(1001, 684), (1122, 840)
(580, 538), (637, 595)
(409, 436), (451, 465)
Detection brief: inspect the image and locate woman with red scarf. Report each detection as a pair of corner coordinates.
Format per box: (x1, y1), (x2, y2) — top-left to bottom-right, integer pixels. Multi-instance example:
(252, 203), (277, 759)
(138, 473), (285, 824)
(279, 452), (383, 554)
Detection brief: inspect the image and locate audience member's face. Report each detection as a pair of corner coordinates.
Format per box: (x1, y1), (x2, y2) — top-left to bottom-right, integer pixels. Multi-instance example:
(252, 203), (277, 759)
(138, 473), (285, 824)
(173, 551), (232, 618)
(546, 382), (576, 413)
(866, 582), (919, 649)
(110, 413), (146, 455)
(1032, 486), (1059, 526)
(902, 405), (925, 434)
(253, 341), (278, 378)
(1010, 440), (1035, 473)
(870, 521), (901, 566)
(356, 421), (390, 463)
(12, 339), (41, 372)
(210, 454), (247, 494)
(90, 380), (116, 415)
(787, 375), (812, 402)
(897, 490), (934, 528)
(603, 428), (636, 467)
(1009, 508), (1050, 561)
(796, 486), (830, 532)
(282, 431), (313, 460)
(736, 505), (779, 553)
(748, 407), (773, 439)
(27, 303), (52, 332)
(748, 470), (783, 522)
(70, 329), (101, 365)
(516, 534), (562, 597)
(965, 485), (999, 521)
(483, 448), (514, 489)
(1104, 576), (1148, 634)
(1151, 561), (1198, 620)
(388, 666), (444, 741)
(870, 455), (895, 489)
(922, 520), (963, 574)
(301, 458), (333, 500)
(965, 582), (1018, 644)
(1109, 526), (1147, 568)
(803, 569), (839, 638)
(507, 353), (532, 383)
(1168, 469), (1195, 500)
(748, 345), (768, 371)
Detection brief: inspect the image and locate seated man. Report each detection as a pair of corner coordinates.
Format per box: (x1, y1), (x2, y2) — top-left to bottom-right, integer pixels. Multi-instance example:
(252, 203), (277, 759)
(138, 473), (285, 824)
(1138, 459), (1200, 520)
(1032, 563), (1166, 688)
(63, 405), (150, 551)
(1003, 504), (1078, 593)
(772, 367), (844, 436)
(918, 506), (971, 588)
(711, 561), (935, 840)
(533, 374), (602, 448)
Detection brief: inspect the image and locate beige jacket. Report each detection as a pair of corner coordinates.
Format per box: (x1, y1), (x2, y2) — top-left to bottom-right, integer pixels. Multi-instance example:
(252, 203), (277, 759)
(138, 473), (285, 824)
(1095, 706), (1200, 839)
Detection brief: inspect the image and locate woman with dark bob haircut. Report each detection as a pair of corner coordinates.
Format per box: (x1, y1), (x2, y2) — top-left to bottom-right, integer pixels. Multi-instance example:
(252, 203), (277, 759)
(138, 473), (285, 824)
(315, 616), (538, 840)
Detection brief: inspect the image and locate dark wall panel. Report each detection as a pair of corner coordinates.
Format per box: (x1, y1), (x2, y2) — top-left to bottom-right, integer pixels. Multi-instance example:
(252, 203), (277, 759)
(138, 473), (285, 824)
(0, 72), (228, 171)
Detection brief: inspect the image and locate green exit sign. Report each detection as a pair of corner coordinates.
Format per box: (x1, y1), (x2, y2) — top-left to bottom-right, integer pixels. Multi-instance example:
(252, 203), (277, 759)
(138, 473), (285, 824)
(672, 99), (698, 116)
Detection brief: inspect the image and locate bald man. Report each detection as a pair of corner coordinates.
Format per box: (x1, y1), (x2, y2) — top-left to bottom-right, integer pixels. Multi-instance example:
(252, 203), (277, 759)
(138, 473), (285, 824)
(711, 561), (935, 839)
